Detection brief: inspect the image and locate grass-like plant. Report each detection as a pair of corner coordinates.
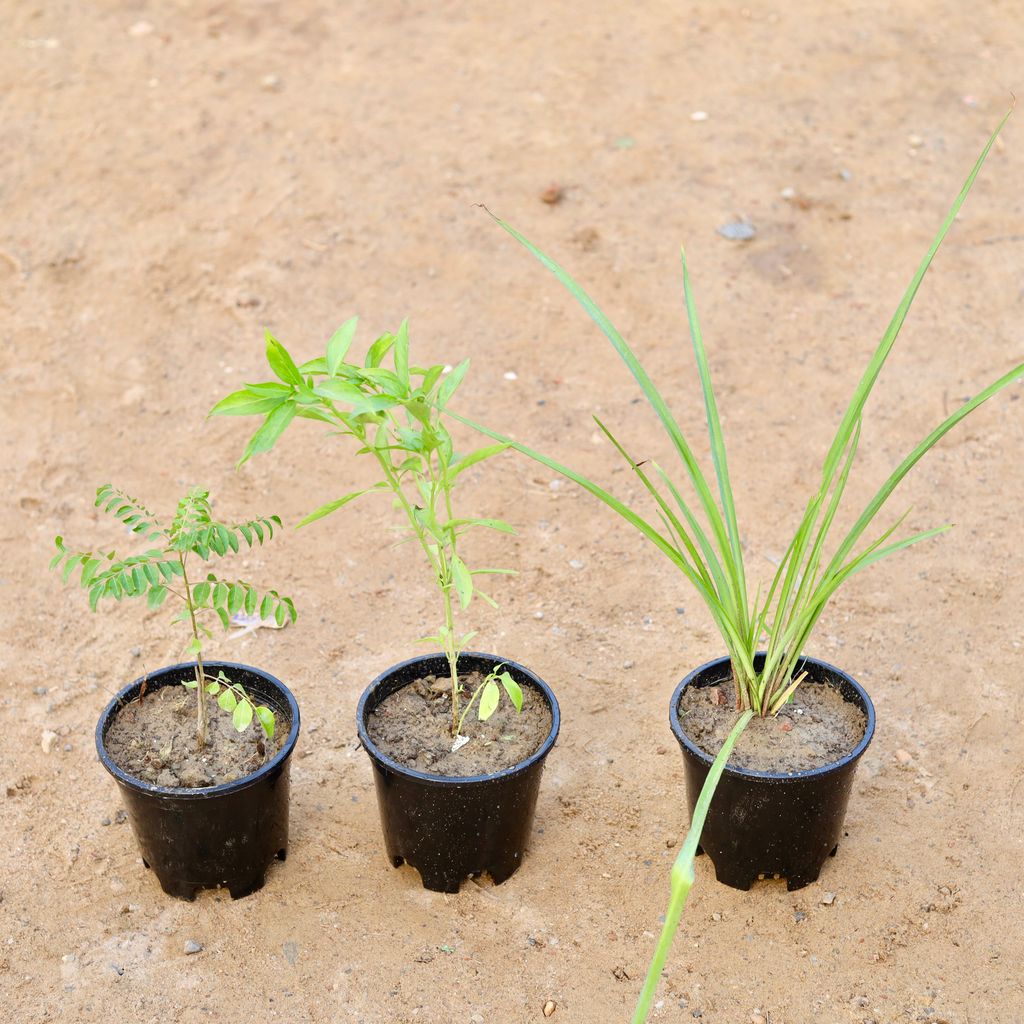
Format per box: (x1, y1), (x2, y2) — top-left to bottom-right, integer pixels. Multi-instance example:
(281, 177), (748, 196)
(454, 112), (1021, 1021)
(211, 321), (522, 739)
(51, 485), (296, 749)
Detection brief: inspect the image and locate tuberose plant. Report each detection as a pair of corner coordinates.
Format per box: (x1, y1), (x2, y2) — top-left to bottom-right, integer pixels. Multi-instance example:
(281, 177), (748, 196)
(51, 485), (296, 749)
(457, 112), (1021, 1020)
(211, 320), (522, 739)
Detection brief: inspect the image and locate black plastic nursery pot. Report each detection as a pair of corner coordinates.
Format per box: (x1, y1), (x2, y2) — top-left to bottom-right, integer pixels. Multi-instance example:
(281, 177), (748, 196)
(669, 652), (875, 892)
(96, 660), (300, 901)
(356, 652), (560, 893)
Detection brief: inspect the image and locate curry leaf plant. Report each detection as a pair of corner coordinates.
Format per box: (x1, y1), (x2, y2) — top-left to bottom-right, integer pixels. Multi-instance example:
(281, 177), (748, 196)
(456, 112), (1020, 1022)
(211, 321), (519, 738)
(51, 485), (295, 749)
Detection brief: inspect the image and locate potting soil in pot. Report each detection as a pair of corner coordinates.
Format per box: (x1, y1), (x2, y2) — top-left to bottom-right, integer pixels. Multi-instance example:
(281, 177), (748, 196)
(105, 683), (285, 788)
(367, 671), (552, 776)
(678, 676), (866, 773)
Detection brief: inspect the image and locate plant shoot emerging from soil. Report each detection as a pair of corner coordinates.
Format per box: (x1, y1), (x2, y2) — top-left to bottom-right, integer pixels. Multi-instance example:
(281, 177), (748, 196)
(459, 111), (1021, 1021)
(212, 322), (519, 738)
(51, 485), (296, 749)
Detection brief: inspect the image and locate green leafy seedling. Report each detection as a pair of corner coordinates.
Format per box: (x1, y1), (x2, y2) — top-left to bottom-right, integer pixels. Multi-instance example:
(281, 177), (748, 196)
(454, 111), (1021, 1022)
(212, 322), (519, 738)
(457, 665), (523, 735)
(51, 485), (296, 749)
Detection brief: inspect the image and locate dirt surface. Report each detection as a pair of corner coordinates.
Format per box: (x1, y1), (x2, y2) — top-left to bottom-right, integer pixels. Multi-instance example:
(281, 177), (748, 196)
(104, 682), (283, 788)
(2, 3), (1023, 1023)
(367, 672), (552, 776)
(678, 679), (867, 773)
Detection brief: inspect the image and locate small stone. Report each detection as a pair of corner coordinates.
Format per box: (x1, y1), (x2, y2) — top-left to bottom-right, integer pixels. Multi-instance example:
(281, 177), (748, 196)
(100, 817), (112, 827)
(533, 611), (544, 620)
(751, 1013), (767, 1024)
(130, 646), (142, 658)
(539, 184), (564, 205)
(779, 720), (793, 732)
(839, 168), (852, 181)
(548, 479), (562, 491)
(110, 962), (124, 976)
(907, 133), (925, 148)
(261, 73), (282, 91)
(622, 660), (635, 670)
(780, 186), (796, 199)
(821, 891), (836, 906)
(503, 370), (518, 381)
(63, 743), (73, 752)
(851, 996), (869, 1008)
(793, 909), (806, 922)
(33, 686), (48, 695)
(665, 836), (677, 848)
(128, 20), (154, 36)
(184, 940), (203, 955)
(717, 220), (756, 241)
(895, 749), (913, 765)
(120, 385), (145, 407)
(569, 559), (584, 570)
(282, 941), (299, 965)
(690, 110), (709, 121)
(114, 809), (127, 824)
(711, 912), (721, 922)
(543, 1000), (557, 1017)
(41, 730), (58, 754)
(470, 1015), (484, 1024)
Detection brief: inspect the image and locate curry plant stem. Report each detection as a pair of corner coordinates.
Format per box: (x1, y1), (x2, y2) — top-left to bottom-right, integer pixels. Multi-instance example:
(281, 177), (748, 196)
(178, 552), (207, 750)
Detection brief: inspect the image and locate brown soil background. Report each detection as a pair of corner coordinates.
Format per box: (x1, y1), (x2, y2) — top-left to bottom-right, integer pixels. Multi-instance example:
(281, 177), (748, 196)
(2, 3), (1022, 1023)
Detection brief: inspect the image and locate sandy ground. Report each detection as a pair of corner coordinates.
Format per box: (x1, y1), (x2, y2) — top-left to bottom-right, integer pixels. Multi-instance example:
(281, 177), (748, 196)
(2, 2), (1023, 1022)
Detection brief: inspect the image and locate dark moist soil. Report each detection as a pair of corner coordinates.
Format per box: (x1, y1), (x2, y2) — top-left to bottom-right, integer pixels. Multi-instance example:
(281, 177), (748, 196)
(104, 682), (284, 788)
(366, 671), (552, 777)
(678, 675), (866, 773)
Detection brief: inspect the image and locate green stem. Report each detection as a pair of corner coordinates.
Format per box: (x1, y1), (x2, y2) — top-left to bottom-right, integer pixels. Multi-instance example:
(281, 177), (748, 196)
(438, 450), (462, 733)
(441, 569), (461, 734)
(178, 552), (207, 750)
(367, 430), (462, 733)
(632, 710), (754, 1024)
(456, 675), (492, 735)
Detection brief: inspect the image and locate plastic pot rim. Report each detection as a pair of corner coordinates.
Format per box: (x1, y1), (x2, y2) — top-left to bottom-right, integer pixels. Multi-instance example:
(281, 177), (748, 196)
(356, 651), (560, 787)
(95, 659), (301, 800)
(669, 652), (876, 782)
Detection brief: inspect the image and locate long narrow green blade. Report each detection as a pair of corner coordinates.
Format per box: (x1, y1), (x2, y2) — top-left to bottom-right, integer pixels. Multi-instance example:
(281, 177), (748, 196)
(680, 248), (747, 618)
(485, 210), (740, 612)
(632, 710), (754, 1023)
(827, 361), (1024, 576)
(820, 110), (1012, 489)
